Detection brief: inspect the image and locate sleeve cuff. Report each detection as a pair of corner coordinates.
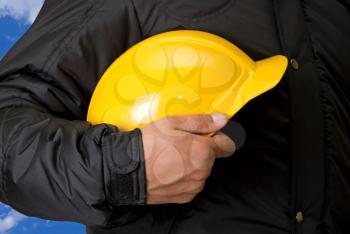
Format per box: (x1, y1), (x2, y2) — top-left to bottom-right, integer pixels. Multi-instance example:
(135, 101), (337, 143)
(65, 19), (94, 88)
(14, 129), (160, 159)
(101, 128), (146, 206)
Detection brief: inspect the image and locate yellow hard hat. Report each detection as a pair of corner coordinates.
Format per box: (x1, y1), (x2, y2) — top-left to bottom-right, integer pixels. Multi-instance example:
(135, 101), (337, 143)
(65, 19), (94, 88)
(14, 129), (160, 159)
(87, 30), (288, 131)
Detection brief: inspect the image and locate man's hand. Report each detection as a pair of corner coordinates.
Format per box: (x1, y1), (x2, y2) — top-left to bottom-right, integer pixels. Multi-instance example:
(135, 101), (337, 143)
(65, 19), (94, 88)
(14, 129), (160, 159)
(141, 113), (235, 204)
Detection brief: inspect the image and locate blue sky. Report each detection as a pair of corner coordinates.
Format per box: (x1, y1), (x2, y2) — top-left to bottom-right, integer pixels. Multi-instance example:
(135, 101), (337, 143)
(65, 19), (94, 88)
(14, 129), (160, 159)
(0, 1), (85, 234)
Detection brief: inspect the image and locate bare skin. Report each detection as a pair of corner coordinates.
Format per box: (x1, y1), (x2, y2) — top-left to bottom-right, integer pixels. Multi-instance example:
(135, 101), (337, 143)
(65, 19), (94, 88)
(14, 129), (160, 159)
(141, 113), (235, 205)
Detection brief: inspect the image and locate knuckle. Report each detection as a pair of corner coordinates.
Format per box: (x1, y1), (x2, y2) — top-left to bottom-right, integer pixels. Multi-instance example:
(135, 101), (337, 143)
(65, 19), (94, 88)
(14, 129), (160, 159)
(188, 182), (199, 192)
(194, 184), (205, 194)
(184, 194), (196, 203)
(189, 142), (215, 170)
(199, 115), (212, 124)
(189, 182), (205, 194)
(204, 145), (215, 158)
(163, 115), (184, 127)
(202, 149), (215, 165)
(194, 143), (214, 158)
(191, 172), (204, 181)
(191, 152), (205, 165)
(198, 120), (211, 132)
(173, 198), (184, 204)
(175, 196), (193, 204)
(191, 170), (211, 181)
(189, 115), (212, 132)
(187, 119), (201, 131)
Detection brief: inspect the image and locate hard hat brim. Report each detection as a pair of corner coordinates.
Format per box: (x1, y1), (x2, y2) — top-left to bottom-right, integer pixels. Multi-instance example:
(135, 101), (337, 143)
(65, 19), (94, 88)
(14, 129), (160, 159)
(227, 55), (288, 117)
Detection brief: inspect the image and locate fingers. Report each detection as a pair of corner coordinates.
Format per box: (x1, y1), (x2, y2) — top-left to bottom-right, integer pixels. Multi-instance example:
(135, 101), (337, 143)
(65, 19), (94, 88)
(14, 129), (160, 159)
(212, 132), (236, 158)
(193, 132), (235, 159)
(143, 116), (235, 205)
(163, 113), (228, 134)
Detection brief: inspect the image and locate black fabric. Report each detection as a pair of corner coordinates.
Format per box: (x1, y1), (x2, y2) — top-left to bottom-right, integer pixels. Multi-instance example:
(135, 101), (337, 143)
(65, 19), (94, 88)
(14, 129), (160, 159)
(302, 0), (350, 232)
(0, 0), (349, 233)
(0, 0), (146, 227)
(273, 1), (325, 233)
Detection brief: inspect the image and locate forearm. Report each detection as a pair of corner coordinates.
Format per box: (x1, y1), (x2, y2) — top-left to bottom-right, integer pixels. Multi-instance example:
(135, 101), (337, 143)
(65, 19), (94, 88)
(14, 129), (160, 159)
(0, 105), (146, 225)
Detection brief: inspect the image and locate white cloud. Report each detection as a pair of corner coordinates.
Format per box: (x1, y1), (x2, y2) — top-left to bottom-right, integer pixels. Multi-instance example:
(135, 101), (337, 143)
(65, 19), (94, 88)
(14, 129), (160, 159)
(0, 0), (44, 24)
(0, 209), (26, 234)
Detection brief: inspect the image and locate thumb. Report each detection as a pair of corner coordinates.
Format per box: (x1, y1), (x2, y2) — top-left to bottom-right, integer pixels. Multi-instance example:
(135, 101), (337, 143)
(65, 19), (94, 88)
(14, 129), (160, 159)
(166, 113), (228, 134)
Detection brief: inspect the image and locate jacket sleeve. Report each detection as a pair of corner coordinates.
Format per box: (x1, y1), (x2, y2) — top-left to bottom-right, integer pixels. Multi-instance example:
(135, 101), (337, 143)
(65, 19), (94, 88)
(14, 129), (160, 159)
(0, 0), (146, 226)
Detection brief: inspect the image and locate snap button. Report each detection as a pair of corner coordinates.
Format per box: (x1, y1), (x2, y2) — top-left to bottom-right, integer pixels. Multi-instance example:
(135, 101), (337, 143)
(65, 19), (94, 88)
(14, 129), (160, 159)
(290, 58), (299, 70)
(295, 211), (304, 224)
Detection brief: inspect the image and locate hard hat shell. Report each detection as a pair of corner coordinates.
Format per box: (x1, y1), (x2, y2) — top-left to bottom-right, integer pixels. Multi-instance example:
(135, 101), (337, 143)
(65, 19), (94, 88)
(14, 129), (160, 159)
(87, 30), (288, 131)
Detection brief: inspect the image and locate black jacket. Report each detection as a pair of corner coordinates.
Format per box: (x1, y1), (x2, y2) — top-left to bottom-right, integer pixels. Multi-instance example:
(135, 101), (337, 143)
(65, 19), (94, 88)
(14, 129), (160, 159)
(0, 0), (349, 234)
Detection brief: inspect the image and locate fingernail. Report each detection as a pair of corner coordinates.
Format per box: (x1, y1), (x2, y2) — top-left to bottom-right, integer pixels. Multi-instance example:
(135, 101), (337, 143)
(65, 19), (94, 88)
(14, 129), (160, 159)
(211, 113), (227, 125)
